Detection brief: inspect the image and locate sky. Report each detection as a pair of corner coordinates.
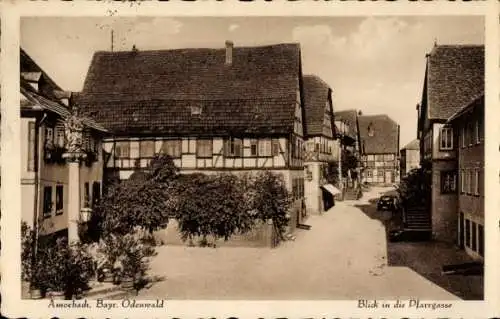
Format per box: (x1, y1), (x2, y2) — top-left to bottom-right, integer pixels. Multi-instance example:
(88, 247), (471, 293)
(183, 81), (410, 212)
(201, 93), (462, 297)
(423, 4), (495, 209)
(21, 16), (484, 147)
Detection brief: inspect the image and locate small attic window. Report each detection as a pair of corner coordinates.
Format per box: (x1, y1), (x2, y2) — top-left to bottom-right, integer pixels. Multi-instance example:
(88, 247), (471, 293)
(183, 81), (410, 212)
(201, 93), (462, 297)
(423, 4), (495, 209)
(368, 123), (375, 137)
(191, 105), (202, 115)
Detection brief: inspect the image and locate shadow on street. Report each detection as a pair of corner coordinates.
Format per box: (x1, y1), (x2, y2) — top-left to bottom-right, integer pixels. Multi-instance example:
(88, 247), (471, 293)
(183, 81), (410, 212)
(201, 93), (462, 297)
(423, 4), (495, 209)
(354, 190), (483, 300)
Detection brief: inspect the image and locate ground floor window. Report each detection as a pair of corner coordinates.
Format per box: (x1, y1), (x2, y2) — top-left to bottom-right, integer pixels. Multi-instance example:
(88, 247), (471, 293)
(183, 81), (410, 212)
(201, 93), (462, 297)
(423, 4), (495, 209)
(43, 186), (52, 218)
(465, 219), (471, 247)
(55, 185), (64, 215)
(471, 221), (477, 251)
(478, 224), (484, 257)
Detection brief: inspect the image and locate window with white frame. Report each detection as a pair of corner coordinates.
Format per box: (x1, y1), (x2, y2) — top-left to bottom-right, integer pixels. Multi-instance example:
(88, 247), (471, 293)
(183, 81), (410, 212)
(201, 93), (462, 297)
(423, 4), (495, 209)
(225, 137), (243, 157)
(115, 141), (130, 158)
(258, 139), (272, 157)
(460, 169), (465, 193)
(366, 169), (373, 178)
(196, 139), (213, 158)
(441, 170), (457, 194)
(161, 139), (182, 158)
(440, 126), (453, 150)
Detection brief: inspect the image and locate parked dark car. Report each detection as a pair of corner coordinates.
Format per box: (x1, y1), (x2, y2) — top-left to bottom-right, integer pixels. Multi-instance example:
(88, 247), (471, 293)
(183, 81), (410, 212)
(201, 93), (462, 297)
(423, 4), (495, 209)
(388, 229), (432, 242)
(377, 195), (396, 211)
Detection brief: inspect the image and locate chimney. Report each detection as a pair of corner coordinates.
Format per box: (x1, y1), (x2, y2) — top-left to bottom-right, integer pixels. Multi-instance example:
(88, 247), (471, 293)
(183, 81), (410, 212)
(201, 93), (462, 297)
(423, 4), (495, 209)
(225, 40), (233, 65)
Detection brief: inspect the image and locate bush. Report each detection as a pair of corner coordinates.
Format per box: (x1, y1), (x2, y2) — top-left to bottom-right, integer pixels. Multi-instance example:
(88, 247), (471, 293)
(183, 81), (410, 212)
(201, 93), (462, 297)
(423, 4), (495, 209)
(175, 173), (253, 246)
(90, 154), (179, 239)
(93, 228), (157, 293)
(22, 223), (94, 299)
(251, 171), (292, 239)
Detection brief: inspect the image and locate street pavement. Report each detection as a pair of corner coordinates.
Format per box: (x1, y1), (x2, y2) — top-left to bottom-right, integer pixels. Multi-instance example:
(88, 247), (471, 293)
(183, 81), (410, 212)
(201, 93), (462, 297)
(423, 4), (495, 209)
(138, 187), (460, 300)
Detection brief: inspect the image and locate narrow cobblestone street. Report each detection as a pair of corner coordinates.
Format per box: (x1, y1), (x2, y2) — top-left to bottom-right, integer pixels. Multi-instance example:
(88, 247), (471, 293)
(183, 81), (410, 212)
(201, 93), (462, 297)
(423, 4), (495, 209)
(138, 187), (462, 300)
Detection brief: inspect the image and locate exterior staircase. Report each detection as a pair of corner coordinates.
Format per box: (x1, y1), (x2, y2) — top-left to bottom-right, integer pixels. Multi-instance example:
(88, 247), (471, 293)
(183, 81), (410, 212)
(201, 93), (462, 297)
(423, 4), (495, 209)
(403, 207), (431, 231)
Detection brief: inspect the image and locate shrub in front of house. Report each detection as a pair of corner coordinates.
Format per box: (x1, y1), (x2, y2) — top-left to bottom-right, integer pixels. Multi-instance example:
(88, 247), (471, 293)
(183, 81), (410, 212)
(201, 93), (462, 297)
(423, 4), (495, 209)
(21, 222), (95, 299)
(174, 173), (254, 247)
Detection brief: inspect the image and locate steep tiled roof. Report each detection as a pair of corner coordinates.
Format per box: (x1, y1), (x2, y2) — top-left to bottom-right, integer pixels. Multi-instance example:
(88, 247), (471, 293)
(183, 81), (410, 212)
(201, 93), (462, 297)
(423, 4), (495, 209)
(21, 80), (107, 133)
(358, 114), (399, 155)
(447, 93), (484, 123)
(426, 45), (484, 120)
(20, 48), (62, 100)
(302, 75), (332, 137)
(401, 139), (419, 151)
(334, 109), (358, 139)
(76, 43), (302, 136)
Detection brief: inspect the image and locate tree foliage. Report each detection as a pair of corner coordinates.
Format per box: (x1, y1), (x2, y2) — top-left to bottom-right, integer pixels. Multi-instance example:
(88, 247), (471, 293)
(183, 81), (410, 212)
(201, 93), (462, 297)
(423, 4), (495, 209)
(90, 154), (179, 239)
(174, 173), (254, 246)
(397, 167), (427, 206)
(250, 171), (292, 237)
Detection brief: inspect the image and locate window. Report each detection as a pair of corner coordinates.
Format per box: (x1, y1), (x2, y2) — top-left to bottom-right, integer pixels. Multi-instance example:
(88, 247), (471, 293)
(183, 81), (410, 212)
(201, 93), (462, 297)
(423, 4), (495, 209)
(196, 139), (213, 158)
(92, 181), (101, 207)
(461, 125), (466, 148)
(366, 170), (373, 178)
(375, 155), (384, 162)
(478, 116), (484, 142)
(315, 143), (320, 153)
(384, 154), (394, 161)
(28, 122), (36, 171)
(465, 219), (471, 248)
(460, 170), (465, 193)
(55, 123), (65, 148)
(471, 221), (477, 251)
(475, 119), (480, 144)
(225, 137), (243, 157)
(43, 186), (52, 218)
(250, 139), (258, 156)
(440, 126), (453, 150)
(55, 185), (63, 215)
(161, 139), (181, 158)
(83, 182), (90, 208)
(478, 224), (484, 257)
(272, 139), (280, 156)
(115, 141), (130, 158)
(259, 139), (272, 157)
(139, 140), (155, 158)
(440, 170), (457, 194)
(83, 132), (91, 151)
(367, 155), (374, 161)
(474, 169), (480, 195)
(45, 126), (54, 147)
(190, 105), (202, 115)
(467, 122), (474, 146)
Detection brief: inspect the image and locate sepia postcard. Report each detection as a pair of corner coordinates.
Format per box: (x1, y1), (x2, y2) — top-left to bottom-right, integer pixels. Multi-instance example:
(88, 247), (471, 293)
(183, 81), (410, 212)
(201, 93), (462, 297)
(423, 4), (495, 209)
(1, 1), (499, 318)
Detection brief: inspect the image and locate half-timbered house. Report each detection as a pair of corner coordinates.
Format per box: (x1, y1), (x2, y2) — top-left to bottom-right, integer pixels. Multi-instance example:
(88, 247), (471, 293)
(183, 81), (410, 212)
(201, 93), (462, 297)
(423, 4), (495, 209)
(359, 114), (400, 185)
(302, 75), (339, 214)
(21, 49), (107, 237)
(416, 44), (484, 243)
(76, 41), (308, 226)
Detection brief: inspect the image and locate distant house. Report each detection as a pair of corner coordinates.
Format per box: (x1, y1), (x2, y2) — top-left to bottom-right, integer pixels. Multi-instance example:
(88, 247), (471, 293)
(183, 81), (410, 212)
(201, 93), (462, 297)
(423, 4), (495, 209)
(447, 94), (484, 260)
(302, 75), (339, 215)
(400, 139), (420, 177)
(333, 109), (361, 188)
(358, 114), (400, 185)
(20, 49), (107, 237)
(76, 41), (308, 228)
(416, 44), (484, 243)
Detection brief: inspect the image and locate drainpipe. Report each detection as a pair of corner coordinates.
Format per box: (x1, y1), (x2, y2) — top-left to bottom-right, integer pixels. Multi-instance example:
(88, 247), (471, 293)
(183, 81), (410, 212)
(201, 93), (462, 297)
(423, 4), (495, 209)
(31, 112), (47, 290)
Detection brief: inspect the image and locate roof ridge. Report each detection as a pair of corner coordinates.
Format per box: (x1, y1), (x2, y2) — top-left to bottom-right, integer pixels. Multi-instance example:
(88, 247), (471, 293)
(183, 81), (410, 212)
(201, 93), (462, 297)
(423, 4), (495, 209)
(94, 42), (301, 55)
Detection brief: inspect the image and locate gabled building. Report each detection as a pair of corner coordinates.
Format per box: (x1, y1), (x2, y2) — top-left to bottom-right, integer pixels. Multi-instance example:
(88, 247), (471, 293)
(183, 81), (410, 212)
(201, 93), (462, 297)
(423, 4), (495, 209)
(76, 41), (308, 227)
(416, 44), (484, 243)
(302, 75), (339, 215)
(400, 139), (420, 177)
(358, 114), (400, 185)
(333, 109), (361, 190)
(21, 49), (107, 238)
(447, 94), (484, 260)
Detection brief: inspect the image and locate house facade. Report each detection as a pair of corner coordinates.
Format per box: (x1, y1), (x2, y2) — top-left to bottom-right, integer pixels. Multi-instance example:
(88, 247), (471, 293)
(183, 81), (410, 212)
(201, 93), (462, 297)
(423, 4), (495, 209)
(448, 94), (484, 260)
(333, 109), (360, 190)
(21, 49), (107, 237)
(359, 114), (400, 185)
(76, 41), (308, 227)
(417, 44), (484, 243)
(400, 139), (420, 177)
(302, 75), (339, 215)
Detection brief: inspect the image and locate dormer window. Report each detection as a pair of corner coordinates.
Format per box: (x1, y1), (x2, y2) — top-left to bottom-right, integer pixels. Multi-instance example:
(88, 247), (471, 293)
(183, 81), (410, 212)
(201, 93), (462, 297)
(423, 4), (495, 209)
(368, 123), (375, 137)
(191, 105), (202, 115)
